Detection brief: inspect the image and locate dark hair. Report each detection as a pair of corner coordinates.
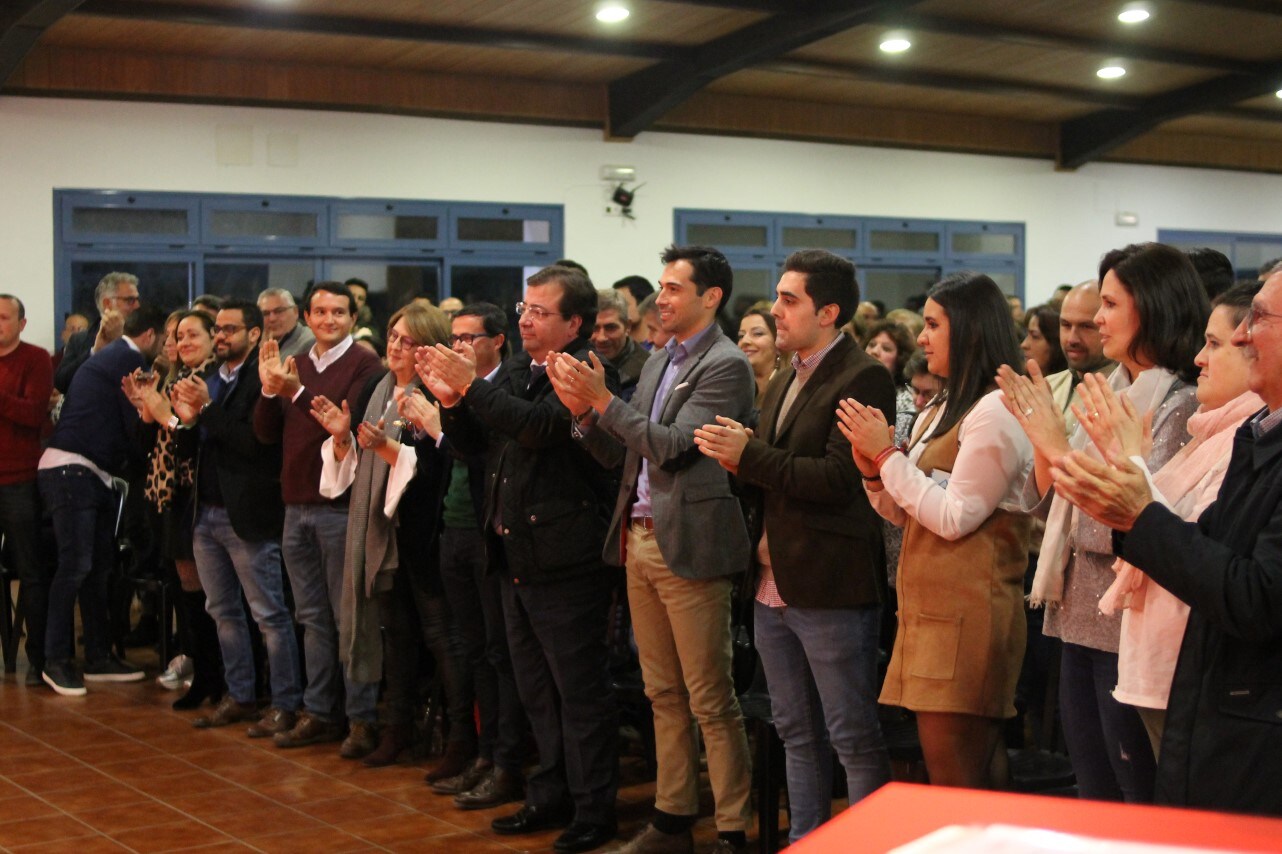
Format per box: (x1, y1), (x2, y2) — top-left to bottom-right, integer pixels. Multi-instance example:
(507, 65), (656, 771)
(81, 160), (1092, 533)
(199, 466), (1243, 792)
(660, 245), (733, 311)
(219, 298), (263, 332)
(740, 307), (777, 339)
(1099, 243), (1208, 384)
(1023, 303), (1068, 374)
(904, 349), (931, 378)
(527, 265), (598, 332)
(1185, 248), (1235, 301)
(613, 274), (655, 304)
(176, 310), (214, 336)
(456, 302), (511, 358)
(343, 277), (370, 294)
(191, 294), (223, 312)
(0, 293), (24, 320)
(124, 303), (167, 338)
(903, 293), (928, 314)
(1211, 280), (1262, 327)
(304, 281), (357, 314)
(783, 249), (859, 327)
(926, 272), (1024, 440)
(554, 259), (590, 277)
(861, 319), (915, 379)
(1259, 257), (1282, 278)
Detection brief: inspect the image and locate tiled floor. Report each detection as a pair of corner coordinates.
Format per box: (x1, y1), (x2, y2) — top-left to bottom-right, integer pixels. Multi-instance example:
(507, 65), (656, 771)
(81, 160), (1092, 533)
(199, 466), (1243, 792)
(0, 660), (741, 853)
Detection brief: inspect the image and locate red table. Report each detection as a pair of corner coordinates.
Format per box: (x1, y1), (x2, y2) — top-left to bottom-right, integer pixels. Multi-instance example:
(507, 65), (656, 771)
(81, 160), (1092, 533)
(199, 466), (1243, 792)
(793, 783), (1282, 853)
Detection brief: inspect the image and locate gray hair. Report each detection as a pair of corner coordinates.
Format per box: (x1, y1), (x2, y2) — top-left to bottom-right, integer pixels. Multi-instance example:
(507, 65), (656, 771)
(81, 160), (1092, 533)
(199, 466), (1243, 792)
(257, 287), (297, 307)
(596, 289), (628, 320)
(637, 291), (659, 317)
(94, 272), (138, 312)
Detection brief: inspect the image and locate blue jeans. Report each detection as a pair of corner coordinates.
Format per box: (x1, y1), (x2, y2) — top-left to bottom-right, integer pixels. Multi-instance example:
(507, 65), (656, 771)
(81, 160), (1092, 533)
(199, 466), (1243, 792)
(281, 503), (377, 723)
(192, 505), (301, 710)
(755, 601), (890, 843)
(38, 466), (115, 664)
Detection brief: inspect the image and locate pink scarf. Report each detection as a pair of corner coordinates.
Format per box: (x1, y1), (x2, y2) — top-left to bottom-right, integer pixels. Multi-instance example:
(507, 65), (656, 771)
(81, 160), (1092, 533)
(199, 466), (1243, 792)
(1100, 389), (1263, 615)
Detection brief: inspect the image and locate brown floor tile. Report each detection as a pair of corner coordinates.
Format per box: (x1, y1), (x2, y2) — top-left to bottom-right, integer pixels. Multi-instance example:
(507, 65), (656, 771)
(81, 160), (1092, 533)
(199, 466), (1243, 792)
(387, 831), (526, 853)
(43, 780), (154, 813)
(98, 754), (198, 782)
(107, 818), (232, 853)
(0, 815), (98, 847)
(293, 791), (414, 824)
(179, 745), (279, 771)
(0, 795), (62, 822)
(341, 812), (460, 844)
(65, 740), (165, 765)
(347, 767), (428, 793)
(74, 800), (190, 833)
(0, 750), (86, 776)
(243, 826), (379, 853)
(6, 766), (113, 794)
(255, 776), (365, 805)
(179, 843), (264, 853)
(128, 769), (239, 798)
(162, 789), (283, 821)
(196, 805), (327, 838)
(379, 785), (452, 812)
(10, 834), (132, 852)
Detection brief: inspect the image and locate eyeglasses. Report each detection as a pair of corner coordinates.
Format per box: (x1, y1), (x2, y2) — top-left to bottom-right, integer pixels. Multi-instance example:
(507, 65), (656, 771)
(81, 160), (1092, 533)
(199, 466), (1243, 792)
(261, 305), (295, 318)
(1246, 304), (1282, 339)
(211, 324), (245, 336)
(113, 294), (141, 305)
(449, 333), (494, 346)
(515, 302), (563, 322)
(386, 330), (419, 352)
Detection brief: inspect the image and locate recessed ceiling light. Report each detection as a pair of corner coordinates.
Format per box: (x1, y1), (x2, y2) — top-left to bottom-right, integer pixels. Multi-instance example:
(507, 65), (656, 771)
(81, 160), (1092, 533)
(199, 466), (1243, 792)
(1118, 2), (1152, 24)
(1276, 89), (1282, 99)
(1097, 64), (1127, 79)
(880, 32), (911, 53)
(595, 2), (629, 23)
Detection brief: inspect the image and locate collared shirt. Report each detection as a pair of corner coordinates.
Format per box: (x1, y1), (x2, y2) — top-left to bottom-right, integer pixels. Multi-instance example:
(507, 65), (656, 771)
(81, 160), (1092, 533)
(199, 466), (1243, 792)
(1252, 405), (1282, 438)
(757, 331), (846, 608)
(631, 320), (718, 520)
(270, 335), (354, 402)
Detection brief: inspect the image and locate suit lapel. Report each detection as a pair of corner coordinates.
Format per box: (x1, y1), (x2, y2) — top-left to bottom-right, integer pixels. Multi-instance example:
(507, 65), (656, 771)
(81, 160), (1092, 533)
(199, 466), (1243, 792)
(758, 366), (793, 444)
(775, 335), (852, 442)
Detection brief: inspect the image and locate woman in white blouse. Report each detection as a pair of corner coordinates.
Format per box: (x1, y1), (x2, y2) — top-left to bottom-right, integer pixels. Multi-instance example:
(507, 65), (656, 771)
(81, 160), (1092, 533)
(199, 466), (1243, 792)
(838, 272), (1033, 788)
(311, 301), (473, 766)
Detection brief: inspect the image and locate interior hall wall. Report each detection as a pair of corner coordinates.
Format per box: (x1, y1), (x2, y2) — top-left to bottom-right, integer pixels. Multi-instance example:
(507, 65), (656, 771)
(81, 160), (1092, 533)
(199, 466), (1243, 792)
(5, 96), (1282, 351)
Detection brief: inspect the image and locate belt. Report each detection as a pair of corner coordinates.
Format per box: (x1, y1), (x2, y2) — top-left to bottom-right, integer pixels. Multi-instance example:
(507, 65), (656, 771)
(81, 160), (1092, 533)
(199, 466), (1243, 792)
(630, 516), (655, 530)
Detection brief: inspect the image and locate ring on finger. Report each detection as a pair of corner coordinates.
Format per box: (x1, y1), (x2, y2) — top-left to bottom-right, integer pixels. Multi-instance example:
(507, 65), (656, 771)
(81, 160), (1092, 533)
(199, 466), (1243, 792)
(1023, 407), (1034, 416)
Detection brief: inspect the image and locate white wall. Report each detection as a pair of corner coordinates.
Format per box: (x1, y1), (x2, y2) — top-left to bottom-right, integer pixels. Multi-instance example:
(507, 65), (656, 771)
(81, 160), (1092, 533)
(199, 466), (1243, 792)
(5, 95), (1282, 351)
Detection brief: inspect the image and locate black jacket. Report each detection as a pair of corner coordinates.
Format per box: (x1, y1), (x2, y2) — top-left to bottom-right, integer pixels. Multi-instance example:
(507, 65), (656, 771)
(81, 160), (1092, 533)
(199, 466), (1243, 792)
(183, 351), (285, 543)
(1118, 411), (1282, 816)
(440, 336), (619, 585)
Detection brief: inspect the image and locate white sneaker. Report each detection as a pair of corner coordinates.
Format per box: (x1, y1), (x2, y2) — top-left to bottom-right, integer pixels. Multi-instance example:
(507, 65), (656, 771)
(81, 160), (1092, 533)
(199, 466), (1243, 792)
(157, 655), (194, 690)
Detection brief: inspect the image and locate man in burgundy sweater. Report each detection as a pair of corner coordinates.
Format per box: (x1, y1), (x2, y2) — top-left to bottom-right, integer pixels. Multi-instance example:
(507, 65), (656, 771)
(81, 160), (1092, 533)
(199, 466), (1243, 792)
(0, 294), (53, 685)
(253, 282), (383, 757)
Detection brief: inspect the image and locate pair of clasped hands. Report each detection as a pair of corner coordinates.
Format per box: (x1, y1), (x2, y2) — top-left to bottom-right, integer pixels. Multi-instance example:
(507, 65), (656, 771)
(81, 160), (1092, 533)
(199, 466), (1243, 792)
(121, 367), (211, 427)
(303, 339), (481, 458)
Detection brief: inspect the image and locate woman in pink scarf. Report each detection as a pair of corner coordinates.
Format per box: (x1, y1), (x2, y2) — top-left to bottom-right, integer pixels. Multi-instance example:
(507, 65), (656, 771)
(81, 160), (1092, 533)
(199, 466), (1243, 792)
(1079, 282), (1263, 759)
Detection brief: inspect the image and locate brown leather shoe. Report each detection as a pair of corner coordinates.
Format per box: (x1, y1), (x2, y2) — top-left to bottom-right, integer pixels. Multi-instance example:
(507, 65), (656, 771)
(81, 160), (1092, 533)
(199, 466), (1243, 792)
(246, 707), (297, 739)
(608, 824), (693, 854)
(363, 722), (413, 767)
(192, 696), (260, 729)
(424, 739), (476, 782)
(273, 712), (343, 748)
(454, 766), (525, 810)
(340, 721), (379, 759)
(431, 757), (493, 795)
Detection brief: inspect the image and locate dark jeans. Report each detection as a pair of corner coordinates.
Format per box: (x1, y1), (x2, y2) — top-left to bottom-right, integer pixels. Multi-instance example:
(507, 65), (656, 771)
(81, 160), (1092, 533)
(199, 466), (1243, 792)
(38, 466), (116, 664)
(1059, 641), (1155, 803)
(439, 526), (525, 770)
(0, 480), (49, 670)
(503, 568), (619, 826)
(378, 564), (472, 743)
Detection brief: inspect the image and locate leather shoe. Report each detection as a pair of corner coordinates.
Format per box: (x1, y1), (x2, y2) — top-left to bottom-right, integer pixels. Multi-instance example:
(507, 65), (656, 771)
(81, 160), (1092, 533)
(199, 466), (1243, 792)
(609, 824), (693, 854)
(491, 803), (573, 835)
(193, 696), (259, 729)
(246, 707), (296, 739)
(273, 712), (343, 748)
(340, 721), (379, 759)
(454, 766), (525, 810)
(431, 757), (492, 795)
(554, 821), (617, 853)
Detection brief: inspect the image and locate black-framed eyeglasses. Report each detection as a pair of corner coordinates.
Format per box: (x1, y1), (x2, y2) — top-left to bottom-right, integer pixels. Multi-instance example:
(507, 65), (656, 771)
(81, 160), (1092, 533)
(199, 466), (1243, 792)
(1246, 304), (1282, 338)
(515, 302), (563, 321)
(212, 324), (245, 336)
(386, 330), (419, 352)
(449, 333), (494, 346)
(114, 294), (141, 305)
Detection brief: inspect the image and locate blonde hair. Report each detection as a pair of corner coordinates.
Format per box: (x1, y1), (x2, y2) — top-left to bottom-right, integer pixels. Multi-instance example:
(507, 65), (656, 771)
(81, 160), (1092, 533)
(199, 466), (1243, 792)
(388, 301), (450, 348)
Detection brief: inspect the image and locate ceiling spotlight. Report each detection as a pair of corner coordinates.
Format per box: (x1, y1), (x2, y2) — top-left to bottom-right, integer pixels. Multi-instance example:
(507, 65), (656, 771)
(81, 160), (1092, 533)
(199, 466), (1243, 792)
(1097, 63), (1127, 79)
(1118, 2), (1152, 24)
(595, 2), (629, 23)
(880, 32), (911, 53)
(1276, 89), (1282, 98)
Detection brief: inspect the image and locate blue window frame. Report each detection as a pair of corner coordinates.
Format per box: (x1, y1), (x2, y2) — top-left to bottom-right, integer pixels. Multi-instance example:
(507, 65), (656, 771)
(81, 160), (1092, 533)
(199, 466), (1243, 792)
(449, 204), (562, 254)
(331, 200), (448, 250)
(60, 191), (199, 247)
(201, 197), (328, 249)
(1158, 228), (1282, 280)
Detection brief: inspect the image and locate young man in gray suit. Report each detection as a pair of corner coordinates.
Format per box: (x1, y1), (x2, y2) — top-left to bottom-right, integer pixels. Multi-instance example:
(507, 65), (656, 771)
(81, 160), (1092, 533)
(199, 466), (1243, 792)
(549, 245), (756, 854)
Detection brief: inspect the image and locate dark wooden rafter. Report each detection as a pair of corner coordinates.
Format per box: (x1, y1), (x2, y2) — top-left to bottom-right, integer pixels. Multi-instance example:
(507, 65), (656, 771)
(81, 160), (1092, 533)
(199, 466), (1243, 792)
(75, 0), (680, 60)
(762, 59), (1145, 109)
(1175, 0), (1282, 16)
(607, 0), (924, 138)
(1059, 64), (1282, 168)
(0, 0), (83, 84)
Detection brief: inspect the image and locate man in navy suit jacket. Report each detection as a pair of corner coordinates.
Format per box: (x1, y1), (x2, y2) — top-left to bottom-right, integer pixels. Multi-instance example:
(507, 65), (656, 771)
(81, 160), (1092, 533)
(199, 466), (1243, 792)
(37, 304), (166, 696)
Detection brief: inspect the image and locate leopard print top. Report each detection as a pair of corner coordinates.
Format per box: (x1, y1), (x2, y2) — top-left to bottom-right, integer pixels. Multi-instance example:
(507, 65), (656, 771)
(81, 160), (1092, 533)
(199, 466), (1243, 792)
(143, 358), (214, 511)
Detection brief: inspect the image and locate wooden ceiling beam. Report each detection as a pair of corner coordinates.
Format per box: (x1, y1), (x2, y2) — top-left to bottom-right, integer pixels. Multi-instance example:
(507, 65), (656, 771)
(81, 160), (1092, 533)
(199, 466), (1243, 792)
(661, 0), (789, 11)
(75, 0), (679, 60)
(762, 59), (1144, 109)
(1058, 64), (1282, 168)
(607, 0), (922, 139)
(1174, 0), (1282, 17)
(0, 0), (83, 85)
(879, 11), (1265, 75)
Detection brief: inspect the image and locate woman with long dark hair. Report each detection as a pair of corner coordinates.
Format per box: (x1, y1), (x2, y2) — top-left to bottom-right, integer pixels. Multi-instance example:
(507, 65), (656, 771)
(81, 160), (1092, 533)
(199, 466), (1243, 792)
(998, 243), (1207, 802)
(839, 272), (1033, 788)
(1021, 303), (1068, 377)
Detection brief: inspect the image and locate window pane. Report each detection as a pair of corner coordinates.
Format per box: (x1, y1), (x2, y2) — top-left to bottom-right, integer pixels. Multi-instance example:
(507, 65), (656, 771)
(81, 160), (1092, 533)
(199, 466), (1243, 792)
(71, 207), (189, 236)
(457, 217), (551, 244)
(336, 213), (439, 242)
(209, 210), (318, 240)
(685, 223), (769, 248)
(204, 260), (315, 303)
(951, 232), (1016, 255)
(869, 229), (940, 253)
(781, 226), (857, 251)
(1233, 240), (1282, 271)
(329, 261), (441, 331)
(864, 268), (939, 309)
(70, 261), (192, 318)
(450, 265), (535, 350)
(986, 271), (1018, 295)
